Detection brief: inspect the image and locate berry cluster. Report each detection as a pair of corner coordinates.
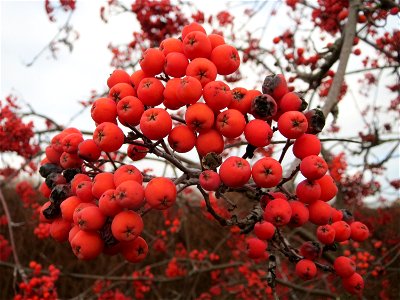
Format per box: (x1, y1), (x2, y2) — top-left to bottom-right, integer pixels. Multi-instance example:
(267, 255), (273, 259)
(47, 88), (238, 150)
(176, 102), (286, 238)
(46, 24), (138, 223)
(36, 21), (371, 295)
(14, 261), (60, 300)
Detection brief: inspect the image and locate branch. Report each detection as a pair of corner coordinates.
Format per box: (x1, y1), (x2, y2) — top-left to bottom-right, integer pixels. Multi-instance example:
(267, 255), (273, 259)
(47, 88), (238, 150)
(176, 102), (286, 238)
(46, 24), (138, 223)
(322, 0), (361, 116)
(0, 188), (27, 282)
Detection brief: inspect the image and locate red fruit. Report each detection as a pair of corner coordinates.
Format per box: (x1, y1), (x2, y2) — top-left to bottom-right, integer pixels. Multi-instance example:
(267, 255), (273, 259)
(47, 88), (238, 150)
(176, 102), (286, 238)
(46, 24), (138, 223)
(251, 157), (282, 188)
(139, 48), (165, 76)
(186, 58), (218, 87)
(208, 33), (225, 49)
(71, 230), (104, 260)
(272, 37), (281, 44)
(98, 189), (122, 217)
(145, 177), (177, 210)
(78, 139), (101, 162)
(51, 133), (67, 152)
(68, 225), (80, 243)
(62, 133), (83, 153)
(210, 44), (240, 75)
(316, 175), (338, 202)
(121, 236), (148, 263)
(300, 155), (328, 180)
(50, 218), (71, 242)
(228, 87), (249, 114)
(199, 170), (221, 191)
(127, 142), (148, 161)
(71, 174), (91, 195)
(338, 9), (349, 21)
(295, 259), (317, 280)
(114, 180), (145, 210)
(331, 209), (343, 222)
(168, 125), (196, 153)
(308, 200), (332, 225)
(342, 273), (364, 295)
(183, 31), (212, 60)
(254, 222), (275, 240)
(289, 201), (309, 227)
(246, 237), (267, 259)
(116, 96), (144, 127)
(140, 108), (172, 140)
(163, 78), (185, 110)
(279, 92), (307, 112)
(296, 179), (321, 204)
(130, 70), (146, 91)
(160, 38), (184, 55)
(111, 210), (144, 242)
(244, 119), (273, 147)
(176, 76), (203, 105)
(215, 109), (246, 138)
(317, 224), (336, 244)
(45, 145), (62, 164)
(93, 122), (125, 153)
(39, 182), (51, 198)
(164, 52), (188, 78)
(113, 165), (143, 187)
(185, 103), (215, 133)
(263, 198), (292, 226)
(219, 156), (251, 188)
(331, 221), (351, 242)
(195, 129), (224, 157)
(300, 241), (321, 260)
(75, 206), (106, 231)
(91, 98), (117, 124)
(334, 256), (356, 278)
(109, 83), (136, 102)
(92, 172), (115, 199)
(136, 77), (165, 107)
(350, 221), (369, 242)
(60, 152), (82, 169)
(203, 81), (232, 111)
(107, 69), (130, 88)
(278, 111), (308, 139)
(181, 22), (206, 40)
(76, 181), (94, 203)
(292, 134), (321, 159)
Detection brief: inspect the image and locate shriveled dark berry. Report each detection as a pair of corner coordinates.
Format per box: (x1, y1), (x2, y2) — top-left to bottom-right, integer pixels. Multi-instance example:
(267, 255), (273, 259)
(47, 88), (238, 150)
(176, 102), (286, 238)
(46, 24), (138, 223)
(46, 173), (67, 190)
(250, 94), (277, 120)
(50, 184), (71, 206)
(100, 218), (119, 247)
(201, 152), (222, 170)
(340, 209), (354, 224)
(304, 108), (325, 134)
(39, 164), (63, 178)
(63, 168), (81, 182)
(262, 74), (288, 99)
(43, 203), (61, 220)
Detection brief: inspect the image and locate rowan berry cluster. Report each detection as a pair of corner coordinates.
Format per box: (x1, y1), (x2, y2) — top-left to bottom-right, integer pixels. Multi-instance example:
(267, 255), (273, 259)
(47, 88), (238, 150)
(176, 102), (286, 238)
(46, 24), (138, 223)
(14, 261), (60, 300)
(37, 21), (371, 295)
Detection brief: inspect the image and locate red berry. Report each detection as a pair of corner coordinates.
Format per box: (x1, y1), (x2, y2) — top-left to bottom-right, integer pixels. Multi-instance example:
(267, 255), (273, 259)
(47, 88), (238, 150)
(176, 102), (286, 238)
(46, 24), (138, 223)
(246, 237), (267, 259)
(219, 156), (251, 188)
(350, 221), (369, 242)
(317, 224), (336, 244)
(334, 256), (356, 278)
(263, 198), (292, 226)
(295, 259), (317, 280)
(254, 221), (276, 240)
